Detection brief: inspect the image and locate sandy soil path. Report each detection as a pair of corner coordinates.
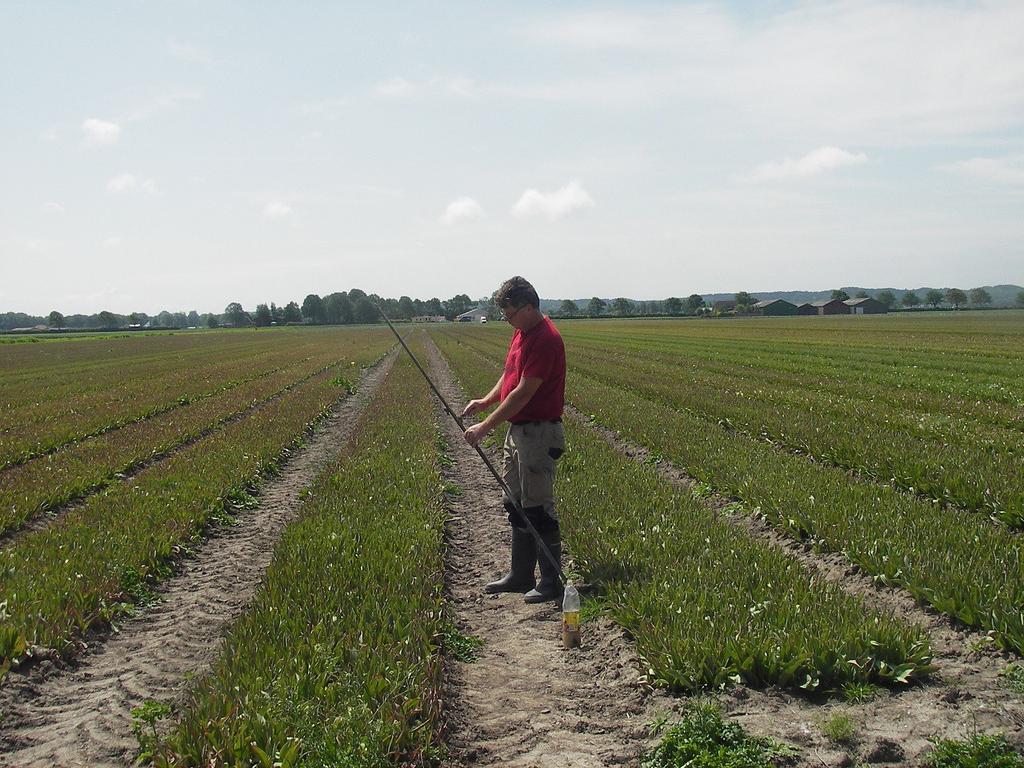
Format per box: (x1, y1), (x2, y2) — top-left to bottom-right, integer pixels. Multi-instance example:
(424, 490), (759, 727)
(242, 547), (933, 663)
(571, 403), (1024, 765)
(0, 352), (396, 768)
(426, 340), (672, 768)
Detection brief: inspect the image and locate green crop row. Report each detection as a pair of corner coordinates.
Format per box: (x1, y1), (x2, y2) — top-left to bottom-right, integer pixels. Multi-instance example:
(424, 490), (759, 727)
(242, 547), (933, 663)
(567, 344), (1024, 525)
(0, 351), (377, 538)
(561, 371), (1024, 654)
(154, 348), (446, 768)
(432, 332), (933, 693)
(2, 336), (290, 427)
(436, 327), (1024, 652)
(0, 348), (391, 668)
(562, 329), (1024, 431)
(451, 328), (1024, 525)
(0, 329), (393, 468)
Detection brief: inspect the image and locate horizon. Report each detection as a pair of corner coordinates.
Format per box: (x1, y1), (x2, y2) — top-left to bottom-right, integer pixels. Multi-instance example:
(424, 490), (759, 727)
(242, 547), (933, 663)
(4, 2), (1023, 315)
(5, 282), (1022, 322)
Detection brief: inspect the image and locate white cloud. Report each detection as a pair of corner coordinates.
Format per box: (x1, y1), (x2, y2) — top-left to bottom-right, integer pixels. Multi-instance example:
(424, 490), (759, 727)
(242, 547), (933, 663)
(82, 118), (120, 146)
(939, 154), (1024, 186)
(102, 236), (123, 249)
(121, 90), (202, 123)
(263, 201), (293, 220)
(372, 76), (476, 100)
(441, 197), (484, 225)
(374, 78), (414, 99)
(300, 97), (348, 116)
(166, 38), (213, 65)
(511, 181), (595, 221)
(40, 127), (58, 142)
(25, 238), (52, 252)
(42, 201), (65, 214)
(524, 4), (1024, 144)
(106, 174), (158, 194)
(751, 147), (867, 182)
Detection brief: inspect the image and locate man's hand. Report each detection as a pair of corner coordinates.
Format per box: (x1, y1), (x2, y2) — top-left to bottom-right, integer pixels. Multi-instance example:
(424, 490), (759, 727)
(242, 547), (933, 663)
(462, 399), (488, 418)
(464, 422), (489, 447)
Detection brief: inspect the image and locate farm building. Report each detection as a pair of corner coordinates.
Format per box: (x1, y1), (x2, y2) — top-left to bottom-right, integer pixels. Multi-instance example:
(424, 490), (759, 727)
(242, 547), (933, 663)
(712, 300), (736, 314)
(844, 297), (888, 315)
(812, 299), (850, 315)
(455, 307), (489, 323)
(796, 303), (817, 316)
(753, 299), (798, 316)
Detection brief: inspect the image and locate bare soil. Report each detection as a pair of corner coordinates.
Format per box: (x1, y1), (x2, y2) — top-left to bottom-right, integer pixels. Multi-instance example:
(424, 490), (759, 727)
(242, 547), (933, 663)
(426, 340), (674, 768)
(0, 352), (396, 768)
(571, 404), (1024, 766)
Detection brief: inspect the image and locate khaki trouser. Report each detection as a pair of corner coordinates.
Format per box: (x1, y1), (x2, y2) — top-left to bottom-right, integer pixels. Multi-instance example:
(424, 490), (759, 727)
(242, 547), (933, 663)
(501, 421), (566, 522)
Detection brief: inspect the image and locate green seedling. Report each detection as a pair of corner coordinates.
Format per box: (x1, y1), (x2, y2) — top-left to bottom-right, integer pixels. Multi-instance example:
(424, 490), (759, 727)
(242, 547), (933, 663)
(131, 700), (172, 762)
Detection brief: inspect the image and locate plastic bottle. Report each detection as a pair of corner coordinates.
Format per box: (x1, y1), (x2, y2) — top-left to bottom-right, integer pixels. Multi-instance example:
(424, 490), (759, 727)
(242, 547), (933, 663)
(562, 583), (581, 649)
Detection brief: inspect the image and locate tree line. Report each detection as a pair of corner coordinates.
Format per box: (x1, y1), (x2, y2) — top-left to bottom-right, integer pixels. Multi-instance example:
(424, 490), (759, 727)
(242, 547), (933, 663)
(3, 286), (1021, 332)
(553, 287), (1019, 318)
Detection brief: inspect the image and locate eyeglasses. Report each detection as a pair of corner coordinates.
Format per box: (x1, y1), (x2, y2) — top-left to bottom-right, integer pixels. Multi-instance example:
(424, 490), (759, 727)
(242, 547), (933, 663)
(501, 304), (523, 321)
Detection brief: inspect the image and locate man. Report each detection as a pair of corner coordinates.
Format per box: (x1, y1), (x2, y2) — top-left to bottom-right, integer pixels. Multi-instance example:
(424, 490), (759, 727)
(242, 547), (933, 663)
(463, 276), (566, 603)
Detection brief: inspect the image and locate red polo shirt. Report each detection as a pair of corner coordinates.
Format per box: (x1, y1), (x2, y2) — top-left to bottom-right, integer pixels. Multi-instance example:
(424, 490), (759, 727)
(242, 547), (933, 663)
(500, 316), (565, 421)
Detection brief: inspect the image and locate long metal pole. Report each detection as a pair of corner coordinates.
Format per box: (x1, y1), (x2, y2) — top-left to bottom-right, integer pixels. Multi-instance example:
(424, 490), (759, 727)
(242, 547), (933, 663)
(376, 305), (566, 585)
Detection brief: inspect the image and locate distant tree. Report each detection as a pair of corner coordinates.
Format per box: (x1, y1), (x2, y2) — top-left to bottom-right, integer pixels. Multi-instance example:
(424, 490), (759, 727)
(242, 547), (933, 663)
(282, 301), (302, 324)
(664, 297), (683, 315)
(612, 297), (633, 316)
(325, 293), (353, 324)
(854, 290), (869, 299)
(97, 310), (118, 328)
(47, 310), (64, 329)
(877, 290), (896, 309)
(301, 294), (326, 324)
(901, 291), (921, 309)
(969, 287), (992, 307)
(686, 294), (705, 314)
(156, 311), (174, 326)
(946, 288), (967, 309)
(587, 297), (606, 316)
(397, 296), (415, 320)
(128, 312), (142, 326)
(831, 289), (851, 301)
(559, 299), (578, 316)
(1017, 291), (1024, 307)
(348, 288), (368, 303)
(445, 294), (472, 320)
(206, 314), (219, 328)
(254, 303), (272, 326)
(354, 297), (378, 324)
(269, 302), (281, 324)
(925, 289), (944, 308)
(187, 311), (200, 327)
(734, 291), (757, 307)
(223, 302), (247, 326)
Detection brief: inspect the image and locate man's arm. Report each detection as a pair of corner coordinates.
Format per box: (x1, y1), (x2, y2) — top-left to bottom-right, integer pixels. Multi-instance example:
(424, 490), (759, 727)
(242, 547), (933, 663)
(464, 376), (542, 447)
(461, 375), (504, 418)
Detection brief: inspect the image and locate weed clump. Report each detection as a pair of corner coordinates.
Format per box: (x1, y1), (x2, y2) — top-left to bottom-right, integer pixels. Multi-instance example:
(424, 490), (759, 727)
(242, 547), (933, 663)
(925, 732), (1024, 768)
(642, 702), (793, 768)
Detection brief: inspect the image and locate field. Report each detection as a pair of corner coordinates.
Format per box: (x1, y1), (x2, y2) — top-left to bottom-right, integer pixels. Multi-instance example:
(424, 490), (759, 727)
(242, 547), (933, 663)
(0, 314), (1022, 767)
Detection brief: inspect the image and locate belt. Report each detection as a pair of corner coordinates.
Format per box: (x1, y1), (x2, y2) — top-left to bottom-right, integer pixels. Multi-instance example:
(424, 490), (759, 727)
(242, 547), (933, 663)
(510, 417), (562, 426)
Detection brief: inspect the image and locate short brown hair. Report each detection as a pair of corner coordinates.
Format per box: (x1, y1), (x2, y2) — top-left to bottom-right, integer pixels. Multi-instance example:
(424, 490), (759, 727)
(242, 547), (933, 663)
(494, 276), (539, 309)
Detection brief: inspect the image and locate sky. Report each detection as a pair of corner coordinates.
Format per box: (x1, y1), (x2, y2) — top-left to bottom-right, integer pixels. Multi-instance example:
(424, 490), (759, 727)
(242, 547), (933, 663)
(2, 1), (1023, 315)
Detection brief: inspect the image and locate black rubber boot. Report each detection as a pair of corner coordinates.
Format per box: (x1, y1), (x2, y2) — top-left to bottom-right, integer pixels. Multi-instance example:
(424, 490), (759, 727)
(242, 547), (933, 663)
(524, 530), (561, 603)
(485, 526), (537, 593)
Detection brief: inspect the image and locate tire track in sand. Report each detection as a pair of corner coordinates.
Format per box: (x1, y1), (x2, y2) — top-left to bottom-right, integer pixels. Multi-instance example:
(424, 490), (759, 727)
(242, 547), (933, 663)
(0, 351), (397, 768)
(426, 339), (671, 768)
